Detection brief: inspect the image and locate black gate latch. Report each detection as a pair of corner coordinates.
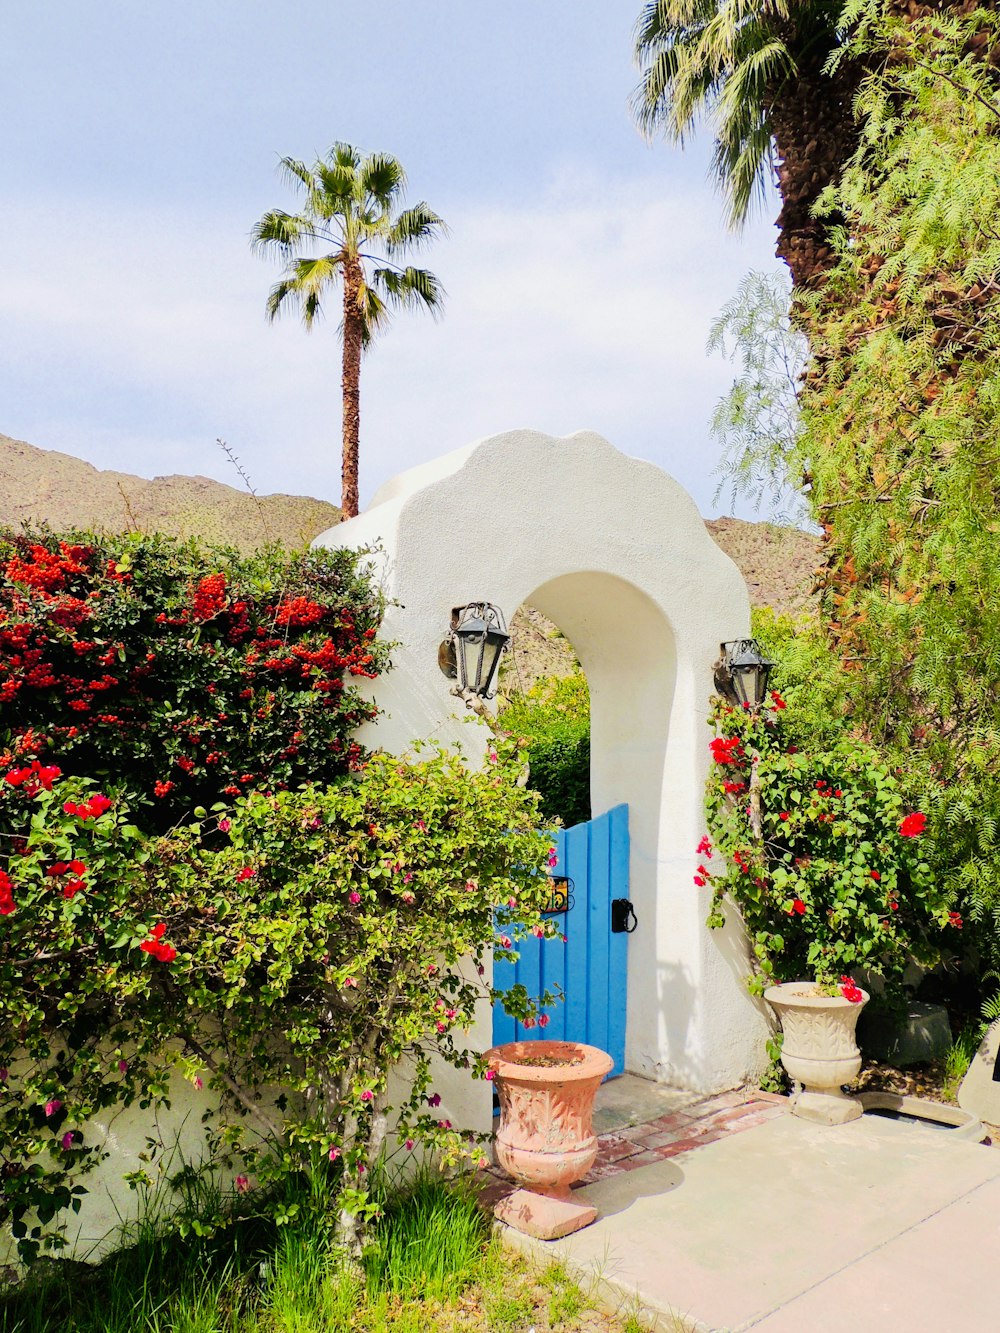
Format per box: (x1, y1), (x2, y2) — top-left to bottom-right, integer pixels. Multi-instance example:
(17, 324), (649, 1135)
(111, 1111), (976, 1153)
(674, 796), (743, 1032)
(611, 898), (637, 933)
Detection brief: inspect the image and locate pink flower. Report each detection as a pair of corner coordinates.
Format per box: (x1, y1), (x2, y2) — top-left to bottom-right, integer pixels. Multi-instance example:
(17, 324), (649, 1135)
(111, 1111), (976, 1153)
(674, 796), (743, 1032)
(328, 1146), (341, 1161)
(696, 836), (713, 857)
(344, 976), (358, 988)
(402, 891), (415, 905)
(437, 1119), (452, 1129)
(507, 897), (517, 908)
(476, 963), (485, 976)
(436, 1021), (446, 1032)
(44, 1099), (62, 1117)
(403, 872), (413, 883)
(547, 848), (558, 867)
(118, 1060), (128, 1074)
(405, 1139), (415, 1150)
(218, 818), (231, 833)
(484, 1069), (495, 1081)
(522, 1016), (536, 1029)
(360, 1089), (373, 1102)
(349, 891), (361, 905)
(415, 820), (427, 832)
(446, 1008), (457, 1019)
(465, 879), (477, 893)
(194, 1076), (204, 1091)
(532, 925), (545, 938)
(61, 1131), (75, 1150)
(499, 935), (512, 949)
(427, 1093), (441, 1107)
(235, 1174), (250, 1193)
(538, 1013), (550, 1028)
(488, 750), (498, 764)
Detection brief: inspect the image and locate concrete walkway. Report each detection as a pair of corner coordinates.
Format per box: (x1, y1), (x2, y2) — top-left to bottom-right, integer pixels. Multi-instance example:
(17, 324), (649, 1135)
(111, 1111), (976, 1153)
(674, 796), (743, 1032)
(500, 1092), (1000, 1331)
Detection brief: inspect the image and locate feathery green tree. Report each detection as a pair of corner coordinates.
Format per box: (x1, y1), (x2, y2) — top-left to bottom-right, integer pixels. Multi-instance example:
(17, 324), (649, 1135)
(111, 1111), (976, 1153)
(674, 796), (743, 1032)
(252, 144), (445, 518)
(794, 1), (1000, 964)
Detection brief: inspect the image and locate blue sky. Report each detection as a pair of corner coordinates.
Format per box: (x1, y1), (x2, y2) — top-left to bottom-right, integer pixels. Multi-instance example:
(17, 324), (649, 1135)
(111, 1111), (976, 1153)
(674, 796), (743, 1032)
(1, 0), (783, 516)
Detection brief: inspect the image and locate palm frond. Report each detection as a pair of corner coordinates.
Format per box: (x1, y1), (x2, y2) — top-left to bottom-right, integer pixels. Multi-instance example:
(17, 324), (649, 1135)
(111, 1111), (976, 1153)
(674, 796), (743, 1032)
(250, 210), (310, 256)
(360, 152), (407, 208)
(384, 204), (448, 254)
(371, 265), (445, 314)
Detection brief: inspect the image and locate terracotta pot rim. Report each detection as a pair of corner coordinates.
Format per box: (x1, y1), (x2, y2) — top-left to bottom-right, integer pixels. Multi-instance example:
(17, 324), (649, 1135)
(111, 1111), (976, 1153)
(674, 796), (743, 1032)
(764, 981), (870, 1008)
(484, 1040), (613, 1081)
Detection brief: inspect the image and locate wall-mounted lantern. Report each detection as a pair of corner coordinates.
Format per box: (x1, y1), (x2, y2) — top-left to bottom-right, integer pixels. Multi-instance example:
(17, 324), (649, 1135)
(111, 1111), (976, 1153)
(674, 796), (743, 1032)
(438, 602), (511, 704)
(713, 638), (775, 712)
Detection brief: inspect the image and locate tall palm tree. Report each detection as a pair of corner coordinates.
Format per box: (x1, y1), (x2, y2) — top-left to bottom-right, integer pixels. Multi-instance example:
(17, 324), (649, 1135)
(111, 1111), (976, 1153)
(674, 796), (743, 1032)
(252, 144), (445, 518)
(632, 0), (860, 289)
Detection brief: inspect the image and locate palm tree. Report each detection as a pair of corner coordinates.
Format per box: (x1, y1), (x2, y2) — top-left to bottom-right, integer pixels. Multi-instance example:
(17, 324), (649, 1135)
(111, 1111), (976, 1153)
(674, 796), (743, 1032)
(632, 0), (860, 289)
(252, 144), (445, 518)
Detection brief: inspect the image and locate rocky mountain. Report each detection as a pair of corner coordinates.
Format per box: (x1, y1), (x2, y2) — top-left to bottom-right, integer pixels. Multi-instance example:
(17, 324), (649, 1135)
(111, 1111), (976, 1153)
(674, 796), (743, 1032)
(1, 432), (819, 689)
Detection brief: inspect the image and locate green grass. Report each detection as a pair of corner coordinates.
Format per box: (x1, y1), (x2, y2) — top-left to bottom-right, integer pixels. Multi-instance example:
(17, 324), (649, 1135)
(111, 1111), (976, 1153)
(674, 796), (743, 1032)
(0, 1173), (638, 1333)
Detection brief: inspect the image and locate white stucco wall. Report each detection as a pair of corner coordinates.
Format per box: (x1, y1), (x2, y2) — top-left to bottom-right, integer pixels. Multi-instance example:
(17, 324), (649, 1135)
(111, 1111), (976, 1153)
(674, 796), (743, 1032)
(314, 428), (770, 1101)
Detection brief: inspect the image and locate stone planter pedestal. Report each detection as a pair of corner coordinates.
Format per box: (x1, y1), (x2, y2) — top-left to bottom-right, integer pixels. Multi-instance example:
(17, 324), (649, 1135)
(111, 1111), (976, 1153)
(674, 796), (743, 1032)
(485, 1039), (613, 1241)
(766, 982), (869, 1126)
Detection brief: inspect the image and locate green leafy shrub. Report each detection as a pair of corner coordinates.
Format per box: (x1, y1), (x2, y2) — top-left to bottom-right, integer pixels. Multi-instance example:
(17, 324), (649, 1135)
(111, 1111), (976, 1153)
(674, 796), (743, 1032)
(501, 671), (590, 828)
(0, 530), (387, 833)
(0, 739), (557, 1260)
(699, 695), (959, 995)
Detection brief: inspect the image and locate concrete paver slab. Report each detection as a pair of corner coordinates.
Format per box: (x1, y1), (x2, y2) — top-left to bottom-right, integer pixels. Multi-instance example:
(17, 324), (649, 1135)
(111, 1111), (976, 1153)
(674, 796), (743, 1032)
(501, 1111), (1000, 1332)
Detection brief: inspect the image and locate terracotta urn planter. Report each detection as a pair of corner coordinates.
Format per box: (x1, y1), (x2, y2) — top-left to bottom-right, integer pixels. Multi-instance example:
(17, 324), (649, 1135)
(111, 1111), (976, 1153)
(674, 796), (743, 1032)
(765, 981), (869, 1125)
(484, 1039), (613, 1240)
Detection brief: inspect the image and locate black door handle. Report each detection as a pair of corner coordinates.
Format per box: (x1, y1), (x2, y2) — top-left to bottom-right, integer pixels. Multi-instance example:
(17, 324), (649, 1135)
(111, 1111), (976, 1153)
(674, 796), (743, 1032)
(611, 898), (637, 933)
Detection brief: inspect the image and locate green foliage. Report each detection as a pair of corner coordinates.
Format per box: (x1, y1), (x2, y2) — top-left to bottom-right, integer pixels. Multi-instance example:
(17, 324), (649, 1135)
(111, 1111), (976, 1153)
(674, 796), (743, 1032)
(0, 529), (387, 834)
(700, 695), (959, 993)
(0, 1171), (615, 1331)
(0, 740), (559, 1260)
(363, 1173), (487, 1302)
(790, 3), (1000, 976)
(501, 672), (591, 828)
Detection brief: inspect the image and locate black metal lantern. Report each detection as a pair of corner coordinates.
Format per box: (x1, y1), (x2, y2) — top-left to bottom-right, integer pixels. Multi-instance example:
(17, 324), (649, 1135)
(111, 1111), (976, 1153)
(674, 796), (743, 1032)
(714, 638), (775, 712)
(438, 602), (511, 700)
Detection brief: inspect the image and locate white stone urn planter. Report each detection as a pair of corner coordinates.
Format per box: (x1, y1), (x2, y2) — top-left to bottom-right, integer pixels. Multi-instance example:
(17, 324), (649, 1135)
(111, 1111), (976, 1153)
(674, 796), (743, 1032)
(765, 982), (869, 1125)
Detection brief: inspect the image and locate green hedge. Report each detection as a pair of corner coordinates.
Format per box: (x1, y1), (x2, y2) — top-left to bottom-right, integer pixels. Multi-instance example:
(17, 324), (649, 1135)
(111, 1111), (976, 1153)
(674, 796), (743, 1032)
(501, 672), (590, 828)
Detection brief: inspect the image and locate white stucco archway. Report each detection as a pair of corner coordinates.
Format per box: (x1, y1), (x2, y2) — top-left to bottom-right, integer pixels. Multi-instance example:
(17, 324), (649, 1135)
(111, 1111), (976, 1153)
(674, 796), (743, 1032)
(314, 428), (769, 1098)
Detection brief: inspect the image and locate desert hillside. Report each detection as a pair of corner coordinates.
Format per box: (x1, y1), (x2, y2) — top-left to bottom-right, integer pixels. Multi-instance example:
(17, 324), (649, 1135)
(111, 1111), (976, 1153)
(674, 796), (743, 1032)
(0, 432), (340, 553)
(1, 433), (819, 690)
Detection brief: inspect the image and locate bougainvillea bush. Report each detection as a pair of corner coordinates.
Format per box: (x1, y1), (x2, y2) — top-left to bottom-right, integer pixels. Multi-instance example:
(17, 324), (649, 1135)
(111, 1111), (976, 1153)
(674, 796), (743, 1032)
(698, 695), (959, 997)
(0, 529), (387, 834)
(0, 739), (556, 1261)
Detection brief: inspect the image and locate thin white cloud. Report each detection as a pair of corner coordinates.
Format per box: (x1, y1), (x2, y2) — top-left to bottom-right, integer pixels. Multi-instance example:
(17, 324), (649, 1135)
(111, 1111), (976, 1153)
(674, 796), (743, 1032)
(0, 176), (781, 515)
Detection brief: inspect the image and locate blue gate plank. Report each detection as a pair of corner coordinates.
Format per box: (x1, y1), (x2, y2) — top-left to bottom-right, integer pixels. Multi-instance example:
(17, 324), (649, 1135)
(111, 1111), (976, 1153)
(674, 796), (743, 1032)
(493, 805), (629, 1076)
(606, 805), (630, 1075)
(586, 810), (612, 1061)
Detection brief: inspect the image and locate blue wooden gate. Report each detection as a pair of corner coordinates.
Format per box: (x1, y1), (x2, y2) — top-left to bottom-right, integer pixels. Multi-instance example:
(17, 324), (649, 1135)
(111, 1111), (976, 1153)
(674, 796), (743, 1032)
(492, 804), (630, 1076)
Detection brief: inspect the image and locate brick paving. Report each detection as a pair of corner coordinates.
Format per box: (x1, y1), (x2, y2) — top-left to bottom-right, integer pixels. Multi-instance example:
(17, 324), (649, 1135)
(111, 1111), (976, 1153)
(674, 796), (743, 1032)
(479, 1087), (787, 1211)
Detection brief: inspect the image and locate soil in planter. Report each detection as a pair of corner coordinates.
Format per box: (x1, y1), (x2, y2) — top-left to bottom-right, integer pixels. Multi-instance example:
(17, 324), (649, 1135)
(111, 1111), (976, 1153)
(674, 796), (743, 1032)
(500, 1052), (585, 1068)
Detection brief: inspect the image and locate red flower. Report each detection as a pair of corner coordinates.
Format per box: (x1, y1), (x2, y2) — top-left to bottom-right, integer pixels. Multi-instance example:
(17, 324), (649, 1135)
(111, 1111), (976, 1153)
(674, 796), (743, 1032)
(696, 836), (713, 857)
(709, 736), (744, 765)
(839, 976), (864, 1003)
(236, 867), (255, 882)
(63, 879), (86, 899)
(949, 911), (963, 929)
(770, 690), (786, 710)
(899, 812), (927, 838)
(140, 922), (176, 962)
(788, 898), (806, 916)
(779, 812), (790, 821)
(870, 870), (881, 881)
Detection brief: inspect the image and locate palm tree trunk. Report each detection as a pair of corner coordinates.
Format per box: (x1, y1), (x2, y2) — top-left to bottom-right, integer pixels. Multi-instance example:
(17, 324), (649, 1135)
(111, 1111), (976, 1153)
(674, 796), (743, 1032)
(341, 259), (363, 519)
